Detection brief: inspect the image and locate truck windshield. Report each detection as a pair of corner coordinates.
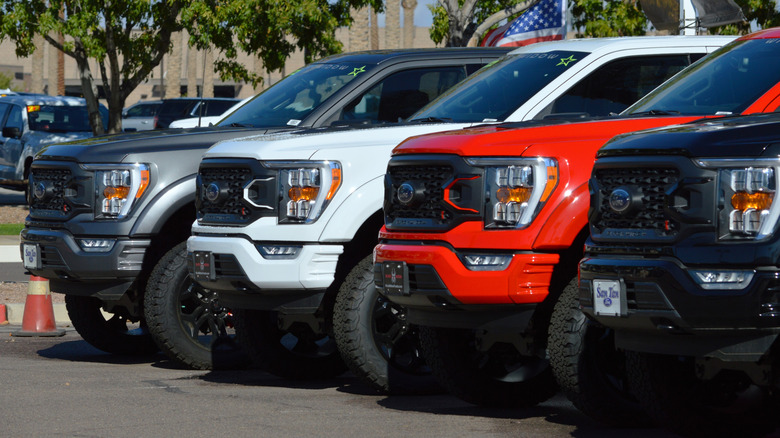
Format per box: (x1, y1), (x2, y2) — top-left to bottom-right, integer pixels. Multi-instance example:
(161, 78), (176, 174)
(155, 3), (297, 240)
(626, 39), (780, 116)
(410, 51), (589, 123)
(218, 62), (376, 128)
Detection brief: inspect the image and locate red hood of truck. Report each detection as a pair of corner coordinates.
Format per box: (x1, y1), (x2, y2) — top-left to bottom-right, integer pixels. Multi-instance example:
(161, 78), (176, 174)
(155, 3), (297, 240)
(392, 116), (707, 157)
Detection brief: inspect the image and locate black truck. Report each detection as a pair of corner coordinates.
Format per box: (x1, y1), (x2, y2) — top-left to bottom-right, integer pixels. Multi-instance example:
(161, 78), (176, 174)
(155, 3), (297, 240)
(20, 48), (509, 369)
(579, 112), (780, 437)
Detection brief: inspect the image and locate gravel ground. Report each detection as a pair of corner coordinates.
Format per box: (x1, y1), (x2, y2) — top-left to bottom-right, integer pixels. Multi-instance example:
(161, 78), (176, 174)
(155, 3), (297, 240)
(0, 205), (65, 304)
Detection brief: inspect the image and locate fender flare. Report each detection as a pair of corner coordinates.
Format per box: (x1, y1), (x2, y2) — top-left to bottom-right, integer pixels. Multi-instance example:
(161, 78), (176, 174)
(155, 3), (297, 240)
(131, 174), (196, 236)
(533, 181), (590, 250)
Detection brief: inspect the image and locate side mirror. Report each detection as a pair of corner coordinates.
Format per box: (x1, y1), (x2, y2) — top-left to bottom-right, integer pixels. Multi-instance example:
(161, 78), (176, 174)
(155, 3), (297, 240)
(2, 126), (21, 139)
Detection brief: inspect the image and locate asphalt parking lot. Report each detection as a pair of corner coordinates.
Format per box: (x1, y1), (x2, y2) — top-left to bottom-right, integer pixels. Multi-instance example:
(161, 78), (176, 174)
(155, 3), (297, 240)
(0, 326), (683, 438)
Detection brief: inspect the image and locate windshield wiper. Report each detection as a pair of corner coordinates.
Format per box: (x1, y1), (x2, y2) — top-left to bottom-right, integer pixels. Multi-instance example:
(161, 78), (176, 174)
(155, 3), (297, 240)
(408, 116), (453, 123)
(227, 122), (254, 128)
(630, 109), (680, 116)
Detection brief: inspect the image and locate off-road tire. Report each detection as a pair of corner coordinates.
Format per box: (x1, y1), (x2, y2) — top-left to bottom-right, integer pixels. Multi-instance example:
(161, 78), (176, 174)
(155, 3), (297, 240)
(548, 277), (651, 427)
(334, 255), (439, 394)
(144, 242), (247, 370)
(626, 351), (779, 438)
(419, 326), (557, 407)
(65, 294), (158, 355)
(234, 308), (347, 380)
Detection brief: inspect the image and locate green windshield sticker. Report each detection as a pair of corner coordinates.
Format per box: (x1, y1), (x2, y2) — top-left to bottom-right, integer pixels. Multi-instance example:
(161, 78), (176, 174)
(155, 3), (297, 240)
(349, 66), (366, 76)
(557, 55), (577, 67)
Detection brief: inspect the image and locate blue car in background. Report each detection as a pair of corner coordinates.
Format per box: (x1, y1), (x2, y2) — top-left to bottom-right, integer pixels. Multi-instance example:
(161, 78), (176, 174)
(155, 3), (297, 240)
(0, 94), (108, 193)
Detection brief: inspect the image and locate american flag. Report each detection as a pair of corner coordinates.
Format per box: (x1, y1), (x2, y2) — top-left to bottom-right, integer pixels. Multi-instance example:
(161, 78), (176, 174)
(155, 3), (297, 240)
(481, 0), (567, 47)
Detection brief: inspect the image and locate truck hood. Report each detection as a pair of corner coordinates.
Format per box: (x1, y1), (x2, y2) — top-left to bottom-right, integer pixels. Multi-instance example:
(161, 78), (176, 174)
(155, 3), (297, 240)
(598, 113), (780, 158)
(392, 116), (705, 157)
(203, 123), (472, 160)
(36, 126), (281, 163)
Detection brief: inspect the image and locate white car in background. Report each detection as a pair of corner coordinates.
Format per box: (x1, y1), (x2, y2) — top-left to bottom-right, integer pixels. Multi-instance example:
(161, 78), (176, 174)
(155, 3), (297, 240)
(169, 96), (253, 128)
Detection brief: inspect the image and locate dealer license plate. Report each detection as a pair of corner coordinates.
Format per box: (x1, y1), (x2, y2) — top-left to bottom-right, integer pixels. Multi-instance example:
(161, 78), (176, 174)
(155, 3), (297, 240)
(592, 279), (624, 317)
(382, 261), (409, 296)
(22, 244), (39, 270)
(192, 251), (214, 280)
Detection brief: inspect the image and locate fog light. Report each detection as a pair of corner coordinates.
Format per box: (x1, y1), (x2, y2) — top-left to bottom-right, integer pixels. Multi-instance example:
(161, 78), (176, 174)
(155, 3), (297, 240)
(78, 239), (116, 253)
(690, 269), (754, 290)
(257, 245), (302, 259)
(460, 254), (512, 271)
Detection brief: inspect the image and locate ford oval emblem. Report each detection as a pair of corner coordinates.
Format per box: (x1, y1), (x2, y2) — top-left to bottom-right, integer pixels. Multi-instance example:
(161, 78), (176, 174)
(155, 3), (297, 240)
(609, 188), (631, 213)
(34, 182), (47, 200)
(397, 183), (415, 205)
(205, 183), (221, 202)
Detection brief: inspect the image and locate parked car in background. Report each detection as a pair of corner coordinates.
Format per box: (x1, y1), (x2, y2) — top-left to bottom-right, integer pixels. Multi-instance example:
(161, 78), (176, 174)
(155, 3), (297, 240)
(122, 100), (162, 132)
(169, 97), (253, 128)
(0, 94), (107, 192)
(154, 97), (240, 129)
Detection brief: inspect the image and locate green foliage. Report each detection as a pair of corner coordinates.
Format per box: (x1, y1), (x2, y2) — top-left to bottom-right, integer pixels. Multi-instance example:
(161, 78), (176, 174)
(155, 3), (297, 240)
(571, 0), (646, 37)
(0, 0), (382, 134)
(709, 0), (780, 35)
(428, 0), (521, 45)
(0, 71), (16, 90)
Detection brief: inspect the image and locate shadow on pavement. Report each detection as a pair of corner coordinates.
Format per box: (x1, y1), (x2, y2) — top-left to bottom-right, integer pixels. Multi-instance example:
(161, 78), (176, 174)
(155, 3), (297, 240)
(36, 338), (165, 365)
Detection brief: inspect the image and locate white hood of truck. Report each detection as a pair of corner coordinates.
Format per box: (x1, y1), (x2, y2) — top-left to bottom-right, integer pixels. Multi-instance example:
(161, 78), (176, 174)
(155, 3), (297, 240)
(203, 123), (472, 161)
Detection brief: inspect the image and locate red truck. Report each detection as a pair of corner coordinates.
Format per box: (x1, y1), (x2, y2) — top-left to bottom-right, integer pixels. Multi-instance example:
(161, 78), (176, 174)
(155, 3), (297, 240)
(374, 27), (780, 423)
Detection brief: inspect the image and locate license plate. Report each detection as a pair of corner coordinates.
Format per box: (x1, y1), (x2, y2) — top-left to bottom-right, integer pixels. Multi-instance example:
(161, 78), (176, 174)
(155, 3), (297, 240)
(192, 251), (214, 280)
(592, 279), (624, 317)
(382, 261), (409, 296)
(22, 244), (39, 270)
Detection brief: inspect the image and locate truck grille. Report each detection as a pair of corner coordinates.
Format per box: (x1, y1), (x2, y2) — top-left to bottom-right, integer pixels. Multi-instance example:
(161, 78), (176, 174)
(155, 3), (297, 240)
(28, 167), (73, 218)
(196, 159), (277, 226)
(383, 154), (482, 231)
(385, 165), (454, 225)
(593, 167), (679, 235)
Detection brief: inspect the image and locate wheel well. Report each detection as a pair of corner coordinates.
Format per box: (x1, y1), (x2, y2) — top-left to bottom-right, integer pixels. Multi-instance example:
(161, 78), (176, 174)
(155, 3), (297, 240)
(531, 226), (589, 347)
(24, 156), (33, 178)
(134, 202), (196, 297)
(319, 210), (384, 331)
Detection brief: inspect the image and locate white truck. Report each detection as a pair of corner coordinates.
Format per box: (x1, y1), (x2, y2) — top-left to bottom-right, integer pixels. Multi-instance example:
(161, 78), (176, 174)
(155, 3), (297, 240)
(187, 36), (734, 392)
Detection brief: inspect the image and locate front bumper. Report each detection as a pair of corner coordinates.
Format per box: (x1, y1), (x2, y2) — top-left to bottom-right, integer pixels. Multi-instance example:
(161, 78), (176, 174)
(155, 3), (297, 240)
(21, 227), (150, 299)
(186, 235), (342, 311)
(579, 255), (780, 361)
(373, 242), (558, 328)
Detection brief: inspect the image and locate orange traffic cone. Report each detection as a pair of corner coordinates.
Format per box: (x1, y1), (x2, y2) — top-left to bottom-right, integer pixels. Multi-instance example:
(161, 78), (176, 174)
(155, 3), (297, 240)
(13, 276), (65, 337)
(0, 303), (8, 325)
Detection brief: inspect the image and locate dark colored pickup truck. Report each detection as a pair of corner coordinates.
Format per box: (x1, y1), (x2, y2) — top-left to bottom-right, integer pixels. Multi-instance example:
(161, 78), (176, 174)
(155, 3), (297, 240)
(580, 112), (780, 436)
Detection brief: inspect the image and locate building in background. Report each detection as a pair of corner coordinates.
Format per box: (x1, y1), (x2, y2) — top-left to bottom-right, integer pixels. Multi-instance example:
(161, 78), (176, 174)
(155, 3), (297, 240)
(0, 4), (436, 107)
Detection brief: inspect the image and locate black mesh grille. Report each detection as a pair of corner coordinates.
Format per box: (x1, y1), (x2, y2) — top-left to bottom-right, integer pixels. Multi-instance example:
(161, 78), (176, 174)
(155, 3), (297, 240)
(385, 165), (453, 224)
(198, 167), (253, 217)
(29, 167), (71, 213)
(594, 167), (679, 235)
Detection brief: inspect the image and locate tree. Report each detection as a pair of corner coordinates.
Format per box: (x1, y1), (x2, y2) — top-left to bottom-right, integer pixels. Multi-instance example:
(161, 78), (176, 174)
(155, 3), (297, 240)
(429, 0), (526, 46)
(0, 0), (381, 135)
(569, 0), (646, 37)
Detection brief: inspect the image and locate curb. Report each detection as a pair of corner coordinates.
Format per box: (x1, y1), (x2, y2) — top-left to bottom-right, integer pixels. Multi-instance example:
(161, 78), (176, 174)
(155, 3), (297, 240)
(3, 303), (70, 325)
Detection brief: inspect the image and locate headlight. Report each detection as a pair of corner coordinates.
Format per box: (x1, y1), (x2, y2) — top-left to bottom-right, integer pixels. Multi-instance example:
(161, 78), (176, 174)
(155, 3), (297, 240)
(266, 161), (342, 223)
(82, 164), (150, 219)
(466, 157), (558, 229)
(697, 159), (780, 240)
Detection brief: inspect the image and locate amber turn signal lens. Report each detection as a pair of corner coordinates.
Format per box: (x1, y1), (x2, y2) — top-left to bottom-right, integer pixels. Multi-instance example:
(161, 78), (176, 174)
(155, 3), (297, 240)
(289, 186), (319, 201)
(496, 186), (531, 203)
(104, 186), (130, 199)
(731, 191), (773, 211)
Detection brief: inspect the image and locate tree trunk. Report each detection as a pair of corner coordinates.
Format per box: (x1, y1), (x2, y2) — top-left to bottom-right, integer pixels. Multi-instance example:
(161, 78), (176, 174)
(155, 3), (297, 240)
(73, 45), (105, 136)
(440, 0), (479, 47)
(31, 35), (44, 94)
